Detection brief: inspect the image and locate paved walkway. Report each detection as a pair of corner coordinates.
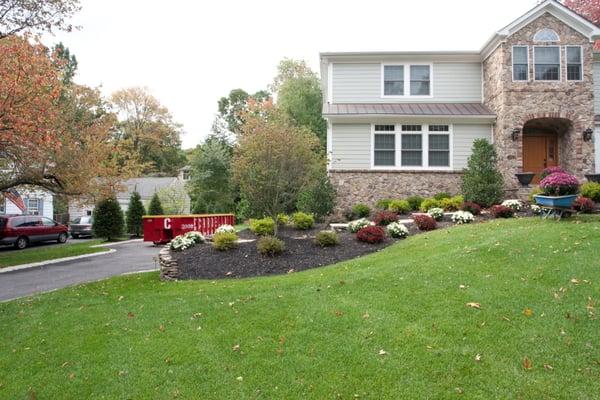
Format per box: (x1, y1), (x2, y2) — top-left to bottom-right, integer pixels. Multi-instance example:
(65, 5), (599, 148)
(0, 240), (161, 302)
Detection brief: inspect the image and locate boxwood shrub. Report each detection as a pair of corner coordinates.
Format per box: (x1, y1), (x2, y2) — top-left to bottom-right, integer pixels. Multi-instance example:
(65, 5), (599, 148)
(315, 230), (340, 247)
(212, 232), (238, 251)
(388, 199), (411, 214)
(291, 212), (314, 230)
(352, 203), (371, 218)
(257, 236), (285, 256)
(249, 217), (276, 236)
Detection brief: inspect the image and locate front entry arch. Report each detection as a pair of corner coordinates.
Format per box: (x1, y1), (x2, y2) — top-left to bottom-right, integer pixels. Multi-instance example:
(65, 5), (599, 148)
(522, 118), (569, 183)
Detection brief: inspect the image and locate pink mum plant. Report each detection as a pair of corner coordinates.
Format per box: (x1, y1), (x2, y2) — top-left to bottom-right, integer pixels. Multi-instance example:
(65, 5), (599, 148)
(539, 172), (579, 196)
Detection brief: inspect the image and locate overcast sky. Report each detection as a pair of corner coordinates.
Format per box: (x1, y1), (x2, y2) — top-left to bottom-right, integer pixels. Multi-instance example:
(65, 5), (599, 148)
(47, 0), (539, 149)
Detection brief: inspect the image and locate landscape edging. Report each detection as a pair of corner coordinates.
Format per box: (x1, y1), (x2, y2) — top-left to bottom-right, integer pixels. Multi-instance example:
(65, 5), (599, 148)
(159, 246), (180, 280)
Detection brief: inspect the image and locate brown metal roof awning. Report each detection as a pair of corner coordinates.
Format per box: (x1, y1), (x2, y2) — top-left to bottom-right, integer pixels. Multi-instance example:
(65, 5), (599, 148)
(323, 103), (496, 118)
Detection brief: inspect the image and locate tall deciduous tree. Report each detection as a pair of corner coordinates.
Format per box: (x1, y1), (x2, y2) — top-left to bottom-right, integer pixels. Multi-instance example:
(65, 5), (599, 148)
(110, 87), (186, 175)
(233, 100), (321, 235)
(564, 0), (600, 48)
(0, 0), (81, 39)
(0, 35), (137, 195)
(216, 89), (271, 134)
(272, 59), (327, 149)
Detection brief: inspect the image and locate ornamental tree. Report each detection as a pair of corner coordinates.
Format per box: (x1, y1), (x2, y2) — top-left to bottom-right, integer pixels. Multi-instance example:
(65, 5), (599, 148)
(233, 100), (321, 235)
(126, 191), (145, 237)
(93, 196), (124, 241)
(461, 139), (504, 207)
(147, 193), (164, 215)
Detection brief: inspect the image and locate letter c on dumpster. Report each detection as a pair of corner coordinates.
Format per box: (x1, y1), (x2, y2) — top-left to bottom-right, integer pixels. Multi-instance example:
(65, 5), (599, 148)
(164, 218), (171, 229)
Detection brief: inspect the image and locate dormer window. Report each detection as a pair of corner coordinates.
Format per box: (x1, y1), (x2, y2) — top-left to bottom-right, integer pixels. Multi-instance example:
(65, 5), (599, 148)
(533, 28), (560, 42)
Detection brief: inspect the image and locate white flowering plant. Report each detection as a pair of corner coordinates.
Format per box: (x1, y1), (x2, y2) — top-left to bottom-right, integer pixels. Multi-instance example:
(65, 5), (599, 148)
(348, 218), (371, 233)
(387, 222), (409, 238)
(170, 231), (205, 251)
(215, 224), (235, 234)
(530, 204), (543, 215)
(451, 210), (474, 224)
(427, 207), (445, 221)
(184, 231), (205, 243)
(501, 199), (523, 212)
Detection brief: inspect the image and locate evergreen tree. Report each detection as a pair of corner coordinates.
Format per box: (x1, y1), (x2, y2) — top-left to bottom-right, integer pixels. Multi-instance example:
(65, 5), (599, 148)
(92, 196), (124, 241)
(461, 139), (504, 207)
(147, 193), (164, 215)
(126, 191), (145, 236)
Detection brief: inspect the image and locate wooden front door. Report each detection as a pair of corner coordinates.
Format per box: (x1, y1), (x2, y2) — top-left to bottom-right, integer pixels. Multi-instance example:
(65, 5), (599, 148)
(523, 134), (558, 183)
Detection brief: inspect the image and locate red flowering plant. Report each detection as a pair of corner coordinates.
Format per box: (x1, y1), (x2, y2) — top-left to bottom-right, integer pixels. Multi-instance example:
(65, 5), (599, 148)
(461, 201), (482, 215)
(490, 205), (514, 218)
(356, 226), (386, 244)
(573, 197), (595, 213)
(374, 211), (398, 226)
(540, 166), (565, 180)
(539, 172), (579, 196)
(413, 214), (437, 231)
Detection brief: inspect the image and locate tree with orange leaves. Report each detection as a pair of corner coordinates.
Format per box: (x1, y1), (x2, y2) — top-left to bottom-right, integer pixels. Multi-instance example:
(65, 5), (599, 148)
(0, 35), (139, 196)
(564, 0), (600, 48)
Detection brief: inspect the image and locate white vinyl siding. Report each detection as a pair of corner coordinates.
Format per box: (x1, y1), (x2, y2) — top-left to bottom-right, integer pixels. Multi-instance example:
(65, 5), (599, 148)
(594, 62), (600, 114)
(452, 124), (493, 169)
(332, 63), (482, 103)
(330, 124), (372, 169)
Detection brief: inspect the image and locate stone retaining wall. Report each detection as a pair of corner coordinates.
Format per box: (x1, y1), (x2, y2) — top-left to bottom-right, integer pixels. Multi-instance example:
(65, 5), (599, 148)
(330, 170), (463, 211)
(159, 246), (180, 280)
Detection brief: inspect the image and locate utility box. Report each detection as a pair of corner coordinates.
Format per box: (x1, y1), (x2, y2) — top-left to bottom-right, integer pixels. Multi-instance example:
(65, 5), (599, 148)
(142, 214), (235, 244)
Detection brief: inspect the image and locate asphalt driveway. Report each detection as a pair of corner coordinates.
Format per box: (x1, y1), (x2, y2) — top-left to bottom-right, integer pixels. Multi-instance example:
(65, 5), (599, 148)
(0, 240), (161, 302)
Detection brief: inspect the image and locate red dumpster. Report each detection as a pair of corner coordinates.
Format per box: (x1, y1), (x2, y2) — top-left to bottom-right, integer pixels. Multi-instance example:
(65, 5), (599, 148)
(142, 214), (235, 244)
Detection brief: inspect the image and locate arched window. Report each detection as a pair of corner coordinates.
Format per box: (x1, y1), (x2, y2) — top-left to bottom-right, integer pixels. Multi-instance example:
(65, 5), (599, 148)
(534, 28), (560, 42)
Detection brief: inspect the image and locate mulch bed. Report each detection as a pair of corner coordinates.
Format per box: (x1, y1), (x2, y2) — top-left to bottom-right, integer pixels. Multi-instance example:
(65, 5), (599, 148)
(171, 211), (525, 280)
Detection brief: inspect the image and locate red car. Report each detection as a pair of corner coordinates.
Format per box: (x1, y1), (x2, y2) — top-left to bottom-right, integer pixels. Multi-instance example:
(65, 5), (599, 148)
(0, 215), (69, 249)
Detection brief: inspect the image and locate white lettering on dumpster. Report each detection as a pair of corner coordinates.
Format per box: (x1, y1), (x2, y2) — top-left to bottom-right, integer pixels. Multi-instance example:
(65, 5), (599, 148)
(164, 218), (171, 229)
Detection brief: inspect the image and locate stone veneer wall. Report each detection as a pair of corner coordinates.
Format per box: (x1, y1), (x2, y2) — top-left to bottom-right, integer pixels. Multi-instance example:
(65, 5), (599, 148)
(483, 12), (596, 196)
(330, 170), (463, 211)
(159, 246), (181, 280)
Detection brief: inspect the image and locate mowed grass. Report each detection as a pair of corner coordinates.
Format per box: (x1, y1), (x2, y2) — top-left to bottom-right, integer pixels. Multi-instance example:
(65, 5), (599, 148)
(0, 239), (105, 268)
(1, 217), (599, 399)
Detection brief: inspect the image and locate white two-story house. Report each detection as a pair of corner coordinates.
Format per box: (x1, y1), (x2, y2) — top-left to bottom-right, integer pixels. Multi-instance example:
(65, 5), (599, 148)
(320, 0), (600, 209)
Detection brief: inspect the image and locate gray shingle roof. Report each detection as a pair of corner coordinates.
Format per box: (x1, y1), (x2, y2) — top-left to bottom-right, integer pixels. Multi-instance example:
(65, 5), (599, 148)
(118, 177), (183, 200)
(323, 103), (496, 117)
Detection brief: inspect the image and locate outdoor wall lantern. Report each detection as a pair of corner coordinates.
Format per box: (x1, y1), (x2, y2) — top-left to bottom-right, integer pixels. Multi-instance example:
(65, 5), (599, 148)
(511, 127), (521, 141)
(583, 128), (593, 142)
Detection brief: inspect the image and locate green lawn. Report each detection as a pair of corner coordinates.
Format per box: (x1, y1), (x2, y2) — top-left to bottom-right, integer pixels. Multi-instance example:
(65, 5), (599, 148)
(0, 239), (106, 268)
(1, 217), (599, 399)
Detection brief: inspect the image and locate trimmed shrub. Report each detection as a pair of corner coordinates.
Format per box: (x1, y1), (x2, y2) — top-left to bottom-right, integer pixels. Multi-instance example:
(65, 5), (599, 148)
(528, 186), (543, 202)
(249, 217), (275, 236)
(419, 198), (442, 212)
(276, 213), (290, 225)
(461, 139), (504, 207)
(461, 201), (481, 215)
(352, 203), (371, 218)
(573, 197), (595, 213)
(581, 182), (600, 202)
(440, 195), (464, 211)
(434, 192), (451, 200)
(490, 205), (514, 218)
(147, 193), (164, 215)
(406, 195), (424, 211)
(125, 191), (145, 237)
(501, 199), (523, 212)
(212, 231), (238, 251)
(257, 236), (285, 256)
(356, 226), (385, 244)
(451, 211), (474, 224)
(388, 199), (411, 214)
(413, 214), (437, 231)
(315, 230), (340, 247)
(93, 196), (124, 241)
(427, 207), (444, 221)
(348, 218), (371, 233)
(539, 172), (579, 196)
(387, 222), (409, 238)
(375, 199), (393, 210)
(291, 212), (314, 230)
(374, 211), (398, 226)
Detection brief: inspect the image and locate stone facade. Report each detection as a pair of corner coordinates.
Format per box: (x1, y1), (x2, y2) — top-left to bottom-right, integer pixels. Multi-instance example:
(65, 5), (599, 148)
(483, 12), (596, 195)
(330, 170), (463, 211)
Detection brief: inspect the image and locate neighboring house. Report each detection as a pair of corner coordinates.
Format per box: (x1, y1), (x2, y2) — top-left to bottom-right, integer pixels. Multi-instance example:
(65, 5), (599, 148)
(69, 176), (191, 220)
(0, 187), (54, 219)
(320, 0), (600, 208)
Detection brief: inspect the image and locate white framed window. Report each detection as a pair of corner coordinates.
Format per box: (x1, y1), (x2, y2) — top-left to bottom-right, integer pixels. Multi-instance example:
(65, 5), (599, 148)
(566, 46), (583, 81)
(381, 64), (432, 98)
(373, 124), (396, 167)
(534, 46), (561, 81)
(533, 28), (560, 42)
(512, 46), (529, 81)
(27, 198), (40, 215)
(371, 123), (452, 170)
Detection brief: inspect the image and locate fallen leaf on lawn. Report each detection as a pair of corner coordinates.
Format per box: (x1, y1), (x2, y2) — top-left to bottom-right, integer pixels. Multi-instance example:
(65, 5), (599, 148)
(522, 356), (533, 370)
(334, 310), (343, 317)
(127, 312), (134, 318)
(543, 364), (554, 370)
(459, 284), (467, 289)
(118, 370), (127, 376)
(571, 278), (580, 284)
(232, 344), (240, 352)
(475, 353), (482, 362)
(455, 387), (464, 394)
(339, 280), (345, 286)
(236, 376), (243, 381)
(118, 296), (124, 301)
(68, 373), (75, 380)
(225, 271), (232, 276)
(159, 324), (165, 332)
(466, 302), (481, 309)
(523, 308), (534, 317)
(287, 269), (295, 274)
(61, 361), (69, 368)
(502, 316), (511, 321)
(362, 312), (370, 319)
(378, 349), (388, 356)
